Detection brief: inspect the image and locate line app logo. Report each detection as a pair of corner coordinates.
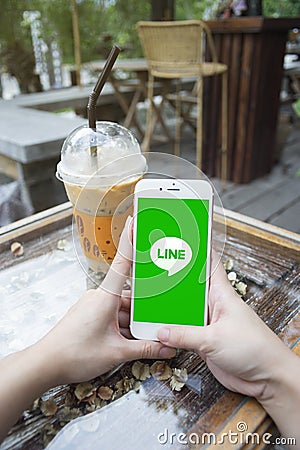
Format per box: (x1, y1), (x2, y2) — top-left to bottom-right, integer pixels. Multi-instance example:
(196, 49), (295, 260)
(150, 237), (193, 276)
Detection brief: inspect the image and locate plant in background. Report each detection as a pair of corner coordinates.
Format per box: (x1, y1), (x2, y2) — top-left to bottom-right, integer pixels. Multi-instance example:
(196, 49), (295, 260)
(263, 0), (300, 17)
(0, 40), (42, 93)
(0, 0), (40, 93)
(0, 0), (299, 93)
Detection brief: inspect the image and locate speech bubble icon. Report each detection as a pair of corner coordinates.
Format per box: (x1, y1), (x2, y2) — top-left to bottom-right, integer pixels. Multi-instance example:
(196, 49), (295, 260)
(150, 237), (193, 276)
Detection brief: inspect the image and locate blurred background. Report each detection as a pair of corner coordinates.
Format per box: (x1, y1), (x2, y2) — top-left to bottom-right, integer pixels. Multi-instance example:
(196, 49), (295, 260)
(0, 0), (299, 231)
(1, 0), (299, 96)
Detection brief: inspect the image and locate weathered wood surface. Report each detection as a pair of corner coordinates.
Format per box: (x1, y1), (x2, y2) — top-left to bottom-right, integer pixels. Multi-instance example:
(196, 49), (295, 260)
(0, 205), (299, 449)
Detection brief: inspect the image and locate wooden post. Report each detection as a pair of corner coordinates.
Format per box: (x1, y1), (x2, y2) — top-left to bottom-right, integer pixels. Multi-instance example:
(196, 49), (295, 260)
(71, 0), (82, 88)
(246, 0), (263, 16)
(151, 0), (175, 21)
(204, 17), (299, 183)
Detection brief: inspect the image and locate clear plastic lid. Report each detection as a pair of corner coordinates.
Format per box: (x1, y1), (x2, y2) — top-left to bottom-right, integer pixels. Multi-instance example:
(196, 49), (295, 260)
(56, 121), (146, 186)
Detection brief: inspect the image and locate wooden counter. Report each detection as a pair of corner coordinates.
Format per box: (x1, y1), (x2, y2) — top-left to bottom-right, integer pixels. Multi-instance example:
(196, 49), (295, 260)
(0, 203), (299, 449)
(203, 18), (300, 183)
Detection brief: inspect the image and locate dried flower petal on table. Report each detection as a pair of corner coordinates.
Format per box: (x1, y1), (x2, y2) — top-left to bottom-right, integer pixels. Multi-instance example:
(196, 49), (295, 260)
(40, 398), (58, 417)
(28, 397), (40, 412)
(132, 361), (151, 380)
(150, 361), (172, 381)
(43, 424), (56, 436)
(223, 258), (233, 271)
(133, 380), (141, 392)
(85, 404), (96, 413)
(57, 239), (67, 250)
(112, 389), (123, 401)
(223, 258), (248, 298)
(94, 397), (107, 409)
(170, 368), (188, 391)
(227, 271), (237, 283)
(33, 397), (40, 410)
(235, 281), (247, 296)
(64, 392), (74, 407)
(124, 377), (135, 393)
(74, 382), (95, 401)
(10, 242), (24, 257)
(41, 433), (52, 448)
(98, 386), (113, 400)
(82, 391), (97, 405)
(58, 406), (82, 425)
(115, 377), (134, 393)
(40, 424), (57, 447)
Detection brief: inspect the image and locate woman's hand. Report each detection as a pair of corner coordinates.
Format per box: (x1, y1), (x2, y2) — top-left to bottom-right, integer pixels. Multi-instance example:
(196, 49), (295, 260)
(157, 251), (300, 442)
(0, 217), (175, 442)
(36, 216), (175, 385)
(157, 251), (293, 398)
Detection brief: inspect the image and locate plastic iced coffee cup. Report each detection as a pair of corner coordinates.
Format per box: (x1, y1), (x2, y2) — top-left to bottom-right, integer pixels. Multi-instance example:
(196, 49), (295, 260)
(56, 121), (146, 273)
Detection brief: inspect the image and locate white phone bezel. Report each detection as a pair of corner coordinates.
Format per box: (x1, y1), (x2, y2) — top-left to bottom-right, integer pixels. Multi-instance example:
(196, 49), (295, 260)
(130, 178), (213, 341)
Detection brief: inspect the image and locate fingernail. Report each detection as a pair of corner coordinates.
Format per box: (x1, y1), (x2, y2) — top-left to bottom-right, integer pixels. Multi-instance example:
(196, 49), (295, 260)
(159, 347), (176, 359)
(157, 327), (170, 342)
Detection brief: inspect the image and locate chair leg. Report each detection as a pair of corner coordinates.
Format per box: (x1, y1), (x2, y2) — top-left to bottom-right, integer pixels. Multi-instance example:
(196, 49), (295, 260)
(221, 71), (228, 190)
(183, 81), (197, 126)
(174, 79), (182, 157)
(147, 80), (173, 144)
(157, 80), (173, 141)
(196, 77), (203, 170)
(142, 74), (154, 152)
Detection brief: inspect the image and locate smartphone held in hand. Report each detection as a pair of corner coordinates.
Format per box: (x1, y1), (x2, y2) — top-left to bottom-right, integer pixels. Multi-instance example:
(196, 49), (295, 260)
(130, 179), (213, 340)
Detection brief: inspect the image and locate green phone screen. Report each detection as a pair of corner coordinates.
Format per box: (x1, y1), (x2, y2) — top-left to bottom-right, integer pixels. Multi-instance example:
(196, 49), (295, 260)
(133, 197), (210, 326)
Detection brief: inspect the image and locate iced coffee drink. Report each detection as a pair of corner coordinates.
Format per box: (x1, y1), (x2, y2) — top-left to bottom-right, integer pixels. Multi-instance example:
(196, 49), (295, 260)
(56, 121), (146, 272)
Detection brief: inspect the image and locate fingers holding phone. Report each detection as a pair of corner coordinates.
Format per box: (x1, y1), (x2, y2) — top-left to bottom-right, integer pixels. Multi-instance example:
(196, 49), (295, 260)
(130, 179), (213, 340)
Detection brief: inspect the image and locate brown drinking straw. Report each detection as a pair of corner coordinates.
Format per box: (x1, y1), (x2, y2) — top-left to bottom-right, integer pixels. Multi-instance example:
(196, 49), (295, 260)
(87, 45), (121, 158)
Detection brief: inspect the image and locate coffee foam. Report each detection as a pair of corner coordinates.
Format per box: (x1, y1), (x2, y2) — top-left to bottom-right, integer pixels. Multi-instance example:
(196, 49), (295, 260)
(56, 122), (146, 186)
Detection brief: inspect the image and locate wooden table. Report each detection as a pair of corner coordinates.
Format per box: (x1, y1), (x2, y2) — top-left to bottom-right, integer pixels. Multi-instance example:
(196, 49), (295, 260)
(0, 203), (299, 449)
(204, 18), (300, 183)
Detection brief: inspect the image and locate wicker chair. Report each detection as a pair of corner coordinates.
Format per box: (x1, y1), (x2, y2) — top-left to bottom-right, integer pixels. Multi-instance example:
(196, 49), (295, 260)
(137, 20), (228, 183)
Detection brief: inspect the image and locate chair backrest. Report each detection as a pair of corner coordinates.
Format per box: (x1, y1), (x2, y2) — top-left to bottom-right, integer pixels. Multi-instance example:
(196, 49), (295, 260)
(137, 20), (217, 78)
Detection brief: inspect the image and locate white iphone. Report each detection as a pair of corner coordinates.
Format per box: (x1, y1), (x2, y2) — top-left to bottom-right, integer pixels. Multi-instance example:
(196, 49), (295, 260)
(130, 178), (213, 340)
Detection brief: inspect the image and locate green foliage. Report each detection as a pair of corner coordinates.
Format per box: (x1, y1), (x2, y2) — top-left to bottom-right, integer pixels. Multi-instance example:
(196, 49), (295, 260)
(175, 0), (217, 20)
(28, 0), (105, 64)
(39, 0), (74, 63)
(0, 0), (38, 92)
(0, 0), (299, 73)
(263, 0), (300, 17)
(0, 0), (32, 47)
(105, 0), (151, 58)
(36, 0), (151, 62)
(176, 0), (300, 19)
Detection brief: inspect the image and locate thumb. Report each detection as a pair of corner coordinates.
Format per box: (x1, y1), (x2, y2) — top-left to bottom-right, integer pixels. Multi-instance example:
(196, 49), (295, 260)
(157, 326), (209, 353)
(123, 339), (176, 361)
